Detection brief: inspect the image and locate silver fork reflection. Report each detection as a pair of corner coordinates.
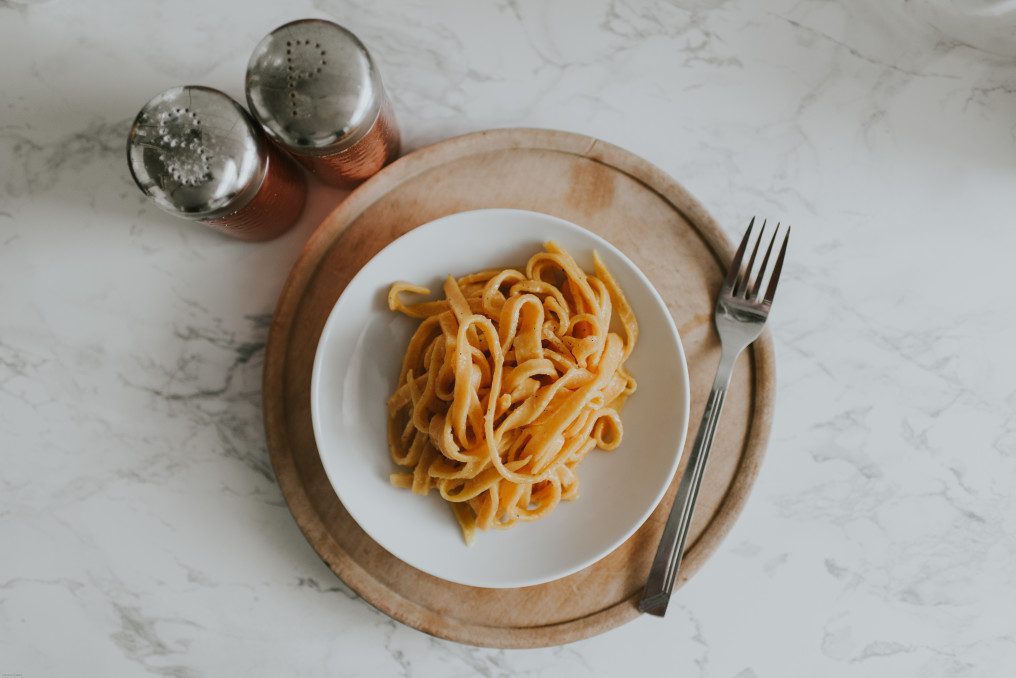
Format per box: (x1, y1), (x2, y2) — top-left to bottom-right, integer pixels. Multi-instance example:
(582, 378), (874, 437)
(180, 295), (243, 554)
(639, 217), (789, 617)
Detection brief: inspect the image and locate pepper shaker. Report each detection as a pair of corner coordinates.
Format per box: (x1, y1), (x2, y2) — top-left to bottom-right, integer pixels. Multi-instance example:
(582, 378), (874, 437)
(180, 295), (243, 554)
(127, 86), (307, 241)
(246, 19), (400, 187)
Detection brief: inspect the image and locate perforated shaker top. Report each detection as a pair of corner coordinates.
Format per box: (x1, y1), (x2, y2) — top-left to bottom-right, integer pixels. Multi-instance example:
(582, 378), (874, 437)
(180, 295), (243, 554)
(127, 86), (267, 218)
(246, 19), (383, 155)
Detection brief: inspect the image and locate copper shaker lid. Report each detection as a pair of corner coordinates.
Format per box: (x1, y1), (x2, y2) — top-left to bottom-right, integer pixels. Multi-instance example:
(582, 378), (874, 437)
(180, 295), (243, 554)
(127, 86), (267, 218)
(245, 19), (383, 156)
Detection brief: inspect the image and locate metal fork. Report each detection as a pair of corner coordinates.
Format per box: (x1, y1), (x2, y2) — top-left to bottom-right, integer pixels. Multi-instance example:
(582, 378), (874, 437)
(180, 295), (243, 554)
(639, 217), (789, 617)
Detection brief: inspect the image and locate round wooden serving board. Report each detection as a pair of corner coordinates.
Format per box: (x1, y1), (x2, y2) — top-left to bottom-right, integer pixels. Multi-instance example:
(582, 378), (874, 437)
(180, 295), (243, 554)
(263, 128), (775, 648)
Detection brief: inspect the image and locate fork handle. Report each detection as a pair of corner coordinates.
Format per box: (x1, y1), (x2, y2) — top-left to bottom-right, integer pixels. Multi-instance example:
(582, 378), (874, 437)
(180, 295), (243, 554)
(638, 348), (740, 617)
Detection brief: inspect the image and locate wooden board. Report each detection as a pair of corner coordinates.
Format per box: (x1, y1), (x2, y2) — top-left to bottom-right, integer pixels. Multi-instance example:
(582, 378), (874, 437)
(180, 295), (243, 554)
(263, 128), (775, 648)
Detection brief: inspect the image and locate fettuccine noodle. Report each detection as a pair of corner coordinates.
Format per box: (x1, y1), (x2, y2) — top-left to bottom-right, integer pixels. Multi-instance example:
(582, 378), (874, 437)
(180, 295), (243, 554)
(386, 242), (638, 544)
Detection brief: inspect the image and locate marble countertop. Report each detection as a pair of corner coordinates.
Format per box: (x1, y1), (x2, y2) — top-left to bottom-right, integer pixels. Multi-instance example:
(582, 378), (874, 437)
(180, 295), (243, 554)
(3, 0), (1016, 675)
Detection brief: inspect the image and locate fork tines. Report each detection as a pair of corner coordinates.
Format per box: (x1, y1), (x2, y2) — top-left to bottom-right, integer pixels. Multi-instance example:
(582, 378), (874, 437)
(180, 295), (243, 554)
(726, 217), (790, 306)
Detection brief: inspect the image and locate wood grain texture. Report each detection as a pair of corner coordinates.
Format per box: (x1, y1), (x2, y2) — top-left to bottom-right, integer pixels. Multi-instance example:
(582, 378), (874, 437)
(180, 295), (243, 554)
(263, 128), (776, 648)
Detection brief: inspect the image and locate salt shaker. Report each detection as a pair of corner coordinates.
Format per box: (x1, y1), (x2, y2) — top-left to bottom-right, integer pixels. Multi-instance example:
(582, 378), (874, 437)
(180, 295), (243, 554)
(127, 86), (307, 241)
(246, 19), (400, 187)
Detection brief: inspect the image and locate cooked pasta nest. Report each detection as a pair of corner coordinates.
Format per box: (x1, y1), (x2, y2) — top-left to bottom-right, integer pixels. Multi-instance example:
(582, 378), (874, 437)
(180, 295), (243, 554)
(386, 242), (638, 544)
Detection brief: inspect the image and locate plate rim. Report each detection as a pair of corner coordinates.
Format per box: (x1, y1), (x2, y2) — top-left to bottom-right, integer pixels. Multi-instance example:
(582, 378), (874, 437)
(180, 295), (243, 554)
(309, 207), (691, 588)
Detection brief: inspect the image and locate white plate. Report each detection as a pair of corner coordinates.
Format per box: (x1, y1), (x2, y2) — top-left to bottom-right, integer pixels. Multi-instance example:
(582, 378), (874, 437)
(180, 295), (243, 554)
(311, 209), (690, 588)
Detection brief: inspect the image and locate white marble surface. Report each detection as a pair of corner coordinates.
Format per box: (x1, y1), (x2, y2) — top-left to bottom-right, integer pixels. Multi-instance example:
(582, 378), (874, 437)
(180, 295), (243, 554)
(3, 0), (1016, 675)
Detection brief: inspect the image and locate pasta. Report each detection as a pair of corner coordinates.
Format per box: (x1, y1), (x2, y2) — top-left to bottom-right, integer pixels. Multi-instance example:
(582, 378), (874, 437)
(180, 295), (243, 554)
(386, 242), (638, 544)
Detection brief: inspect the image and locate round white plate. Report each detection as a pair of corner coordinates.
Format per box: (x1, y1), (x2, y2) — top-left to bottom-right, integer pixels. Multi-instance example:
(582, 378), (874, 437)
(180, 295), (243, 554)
(311, 209), (690, 588)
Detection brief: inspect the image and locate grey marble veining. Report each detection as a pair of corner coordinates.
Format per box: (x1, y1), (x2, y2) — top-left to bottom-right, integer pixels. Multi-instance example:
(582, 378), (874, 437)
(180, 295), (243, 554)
(3, 0), (1016, 675)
